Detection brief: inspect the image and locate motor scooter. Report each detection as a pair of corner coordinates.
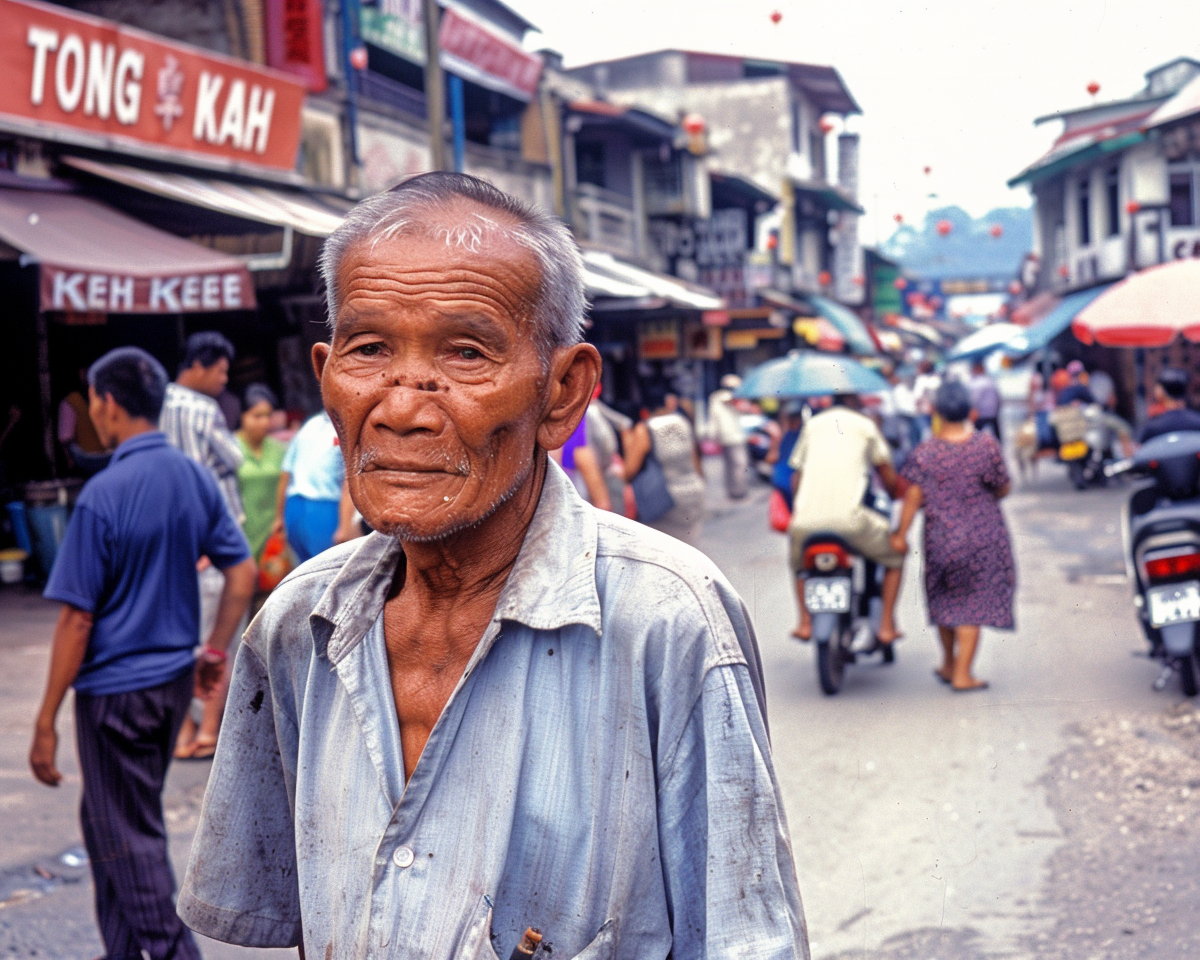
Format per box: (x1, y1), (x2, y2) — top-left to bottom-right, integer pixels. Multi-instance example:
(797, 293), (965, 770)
(799, 489), (895, 695)
(1107, 430), (1200, 695)
(1051, 404), (1116, 490)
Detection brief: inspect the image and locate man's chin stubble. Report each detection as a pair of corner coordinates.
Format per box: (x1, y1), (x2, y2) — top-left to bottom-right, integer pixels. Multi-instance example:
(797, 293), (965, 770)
(369, 461), (533, 544)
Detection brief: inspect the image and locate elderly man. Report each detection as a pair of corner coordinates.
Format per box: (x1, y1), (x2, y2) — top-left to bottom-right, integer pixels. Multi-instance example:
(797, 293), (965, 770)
(178, 173), (808, 958)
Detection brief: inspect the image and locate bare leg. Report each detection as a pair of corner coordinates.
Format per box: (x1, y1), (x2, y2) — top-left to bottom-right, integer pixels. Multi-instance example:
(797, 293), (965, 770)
(792, 575), (812, 640)
(877, 566), (904, 643)
(188, 671), (230, 759)
(951, 625), (985, 689)
(936, 625), (955, 681)
(173, 714), (198, 759)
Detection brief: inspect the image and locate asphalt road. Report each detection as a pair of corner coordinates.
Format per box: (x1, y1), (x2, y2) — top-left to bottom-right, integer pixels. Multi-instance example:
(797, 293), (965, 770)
(1, 458), (1198, 958)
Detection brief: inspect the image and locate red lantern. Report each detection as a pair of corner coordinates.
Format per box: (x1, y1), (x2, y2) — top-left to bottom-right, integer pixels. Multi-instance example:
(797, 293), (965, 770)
(893, 213), (903, 224)
(682, 113), (707, 136)
(1126, 199), (1141, 215)
(1008, 280), (1022, 295)
(1058, 264), (1069, 278)
(852, 275), (864, 287)
(818, 270), (832, 287)
(349, 46), (369, 71)
(906, 292), (924, 307)
(765, 232), (779, 250)
(936, 219), (952, 236)
(1087, 80), (1100, 97)
(893, 277), (908, 291)
(990, 223), (1003, 238)
(923, 165), (932, 176)
(818, 117), (835, 135)
(770, 10), (782, 23)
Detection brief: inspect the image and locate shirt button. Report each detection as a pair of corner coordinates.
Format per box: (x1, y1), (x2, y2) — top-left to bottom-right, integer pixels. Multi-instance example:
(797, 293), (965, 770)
(392, 846), (415, 868)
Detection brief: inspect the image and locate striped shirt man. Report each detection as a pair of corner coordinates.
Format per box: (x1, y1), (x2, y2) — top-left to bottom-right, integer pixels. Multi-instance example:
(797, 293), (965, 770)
(161, 382), (244, 522)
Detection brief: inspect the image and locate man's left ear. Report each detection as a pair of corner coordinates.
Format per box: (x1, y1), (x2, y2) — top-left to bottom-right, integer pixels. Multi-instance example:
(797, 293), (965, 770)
(537, 343), (602, 451)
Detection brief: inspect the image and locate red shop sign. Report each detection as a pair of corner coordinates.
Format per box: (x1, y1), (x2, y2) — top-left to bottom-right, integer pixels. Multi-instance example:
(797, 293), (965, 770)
(0, 0), (306, 170)
(438, 8), (542, 100)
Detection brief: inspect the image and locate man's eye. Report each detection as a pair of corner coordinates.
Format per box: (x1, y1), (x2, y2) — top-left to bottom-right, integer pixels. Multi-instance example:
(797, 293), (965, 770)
(356, 342), (384, 356)
(458, 347), (483, 361)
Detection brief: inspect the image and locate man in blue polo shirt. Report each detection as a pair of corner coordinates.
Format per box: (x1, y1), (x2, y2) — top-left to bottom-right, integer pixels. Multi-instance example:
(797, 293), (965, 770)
(28, 347), (255, 960)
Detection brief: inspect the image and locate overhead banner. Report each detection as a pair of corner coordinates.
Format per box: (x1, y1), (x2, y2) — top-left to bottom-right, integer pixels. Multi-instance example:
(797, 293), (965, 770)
(0, 0), (306, 170)
(360, 1), (542, 102)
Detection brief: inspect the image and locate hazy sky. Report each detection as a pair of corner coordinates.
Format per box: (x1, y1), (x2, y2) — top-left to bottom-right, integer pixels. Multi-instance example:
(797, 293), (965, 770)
(512, 0), (1199, 245)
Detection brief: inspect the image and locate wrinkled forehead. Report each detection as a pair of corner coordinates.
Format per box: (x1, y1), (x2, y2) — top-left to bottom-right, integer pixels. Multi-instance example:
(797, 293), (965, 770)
(335, 199), (541, 324)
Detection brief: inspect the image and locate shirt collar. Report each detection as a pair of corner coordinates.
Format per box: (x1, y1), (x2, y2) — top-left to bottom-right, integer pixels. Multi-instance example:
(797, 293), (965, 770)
(311, 459), (602, 665)
(110, 430), (168, 464)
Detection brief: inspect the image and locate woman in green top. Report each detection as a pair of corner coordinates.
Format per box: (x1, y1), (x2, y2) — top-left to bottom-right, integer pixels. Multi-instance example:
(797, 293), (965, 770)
(235, 384), (287, 561)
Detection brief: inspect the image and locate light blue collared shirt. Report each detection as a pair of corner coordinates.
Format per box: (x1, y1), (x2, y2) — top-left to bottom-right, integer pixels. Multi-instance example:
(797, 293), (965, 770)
(178, 462), (808, 959)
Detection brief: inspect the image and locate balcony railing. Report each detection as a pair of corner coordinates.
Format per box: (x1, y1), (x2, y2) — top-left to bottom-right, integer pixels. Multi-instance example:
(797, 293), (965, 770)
(573, 183), (638, 258)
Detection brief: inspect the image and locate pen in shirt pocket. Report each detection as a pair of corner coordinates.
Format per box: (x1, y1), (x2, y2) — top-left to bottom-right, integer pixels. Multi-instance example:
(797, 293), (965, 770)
(509, 927), (542, 960)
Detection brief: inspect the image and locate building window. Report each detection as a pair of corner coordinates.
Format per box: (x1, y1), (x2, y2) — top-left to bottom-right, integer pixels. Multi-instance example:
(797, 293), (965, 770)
(576, 141), (606, 189)
(1105, 165), (1120, 237)
(808, 131), (825, 180)
(791, 98), (802, 154)
(1077, 177), (1091, 246)
(1170, 168), (1195, 227)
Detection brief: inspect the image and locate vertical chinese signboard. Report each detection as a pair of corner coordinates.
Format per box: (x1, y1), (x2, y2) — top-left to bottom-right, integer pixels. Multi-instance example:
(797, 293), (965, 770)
(264, 0), (327, 92)
(0, 0), (307, 171)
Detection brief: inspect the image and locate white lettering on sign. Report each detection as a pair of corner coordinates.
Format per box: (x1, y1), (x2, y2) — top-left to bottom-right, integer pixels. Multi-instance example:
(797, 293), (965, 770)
(113, 49), (143, 125)
(192, 71), (274, 153)
(244, 86), (275, 154)
(84, 41), (115, 119)
(193, 71), (222, 143)
(28, 26), (144, 125)
(222, 273), (242, 306)
(150, 276), (181, 311)
(110, 275), (133, 310)
(54, 33), (85, 112)
(27, 27), (58, 106)
(50, 272), (248, 312)
(52, 271), (85, 310)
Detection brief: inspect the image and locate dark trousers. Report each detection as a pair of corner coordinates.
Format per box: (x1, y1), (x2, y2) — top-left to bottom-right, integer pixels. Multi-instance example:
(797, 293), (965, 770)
(74, 668), (201, 960)
(977, 416), (1003, 445)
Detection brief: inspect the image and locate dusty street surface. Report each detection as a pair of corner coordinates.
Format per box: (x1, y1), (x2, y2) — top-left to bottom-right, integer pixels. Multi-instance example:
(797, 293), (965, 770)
(1, 461), (1197, 958)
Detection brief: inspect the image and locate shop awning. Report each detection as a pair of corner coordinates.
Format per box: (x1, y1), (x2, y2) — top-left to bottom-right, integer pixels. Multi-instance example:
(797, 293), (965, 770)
(0, 189), (255, 313)
(63, 157), (347, 237)
(1004, 284), (1114, 357)
(1010, 290), (1060, 326)
(806, 294), (877, 356)
(583, 264), (665, 309)
(789, 177), (864, 214)
(581, 251), (724, 311)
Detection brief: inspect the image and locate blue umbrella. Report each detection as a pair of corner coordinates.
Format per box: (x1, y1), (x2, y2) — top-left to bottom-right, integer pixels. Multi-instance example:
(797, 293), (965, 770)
(733, 350), (890, 399)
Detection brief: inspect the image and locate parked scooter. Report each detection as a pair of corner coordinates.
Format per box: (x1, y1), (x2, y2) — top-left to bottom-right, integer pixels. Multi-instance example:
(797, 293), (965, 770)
(799, 489), (896, 695)
(1108, 430), (1200, 695)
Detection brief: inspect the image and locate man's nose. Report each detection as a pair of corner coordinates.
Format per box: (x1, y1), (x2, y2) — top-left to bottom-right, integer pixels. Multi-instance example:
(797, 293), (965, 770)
(369, 369), (446, 433)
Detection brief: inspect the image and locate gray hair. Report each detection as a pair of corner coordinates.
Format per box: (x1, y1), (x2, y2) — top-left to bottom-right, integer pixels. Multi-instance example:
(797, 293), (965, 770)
(318, 172), (587, 359)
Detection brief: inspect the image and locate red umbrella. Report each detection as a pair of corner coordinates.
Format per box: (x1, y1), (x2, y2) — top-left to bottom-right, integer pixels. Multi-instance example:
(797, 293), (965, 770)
(1073, 259), (1200, 347)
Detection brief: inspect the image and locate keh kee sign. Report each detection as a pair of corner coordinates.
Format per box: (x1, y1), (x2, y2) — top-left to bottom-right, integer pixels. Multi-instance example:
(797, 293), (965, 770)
(0, 0), (306, 170)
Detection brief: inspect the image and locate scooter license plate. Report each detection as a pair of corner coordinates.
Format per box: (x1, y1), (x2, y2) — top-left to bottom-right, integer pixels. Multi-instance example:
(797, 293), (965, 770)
(805, 577), (851, 614)
(1148, 581), (1200, 627)
(1059, 441), (1088, 461)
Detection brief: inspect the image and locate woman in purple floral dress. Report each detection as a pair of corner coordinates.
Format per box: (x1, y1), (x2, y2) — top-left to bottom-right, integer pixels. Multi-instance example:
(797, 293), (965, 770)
(893, 381), (1015, 691)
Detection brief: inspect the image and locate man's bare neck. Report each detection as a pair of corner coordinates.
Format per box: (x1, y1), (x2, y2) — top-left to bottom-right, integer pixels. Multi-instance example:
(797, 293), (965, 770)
(394, 458), (545, 603)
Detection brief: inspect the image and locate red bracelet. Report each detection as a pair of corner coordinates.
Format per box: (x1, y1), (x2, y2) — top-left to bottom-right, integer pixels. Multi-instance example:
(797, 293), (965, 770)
(200, 646), (227, 663)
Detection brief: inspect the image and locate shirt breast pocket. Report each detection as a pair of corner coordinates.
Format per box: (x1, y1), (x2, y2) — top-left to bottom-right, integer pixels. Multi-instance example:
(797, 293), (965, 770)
(457, 895), (615, 960)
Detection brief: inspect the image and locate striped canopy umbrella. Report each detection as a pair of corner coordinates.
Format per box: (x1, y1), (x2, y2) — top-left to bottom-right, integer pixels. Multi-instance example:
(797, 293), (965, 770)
(1073, 259), (1200, 347)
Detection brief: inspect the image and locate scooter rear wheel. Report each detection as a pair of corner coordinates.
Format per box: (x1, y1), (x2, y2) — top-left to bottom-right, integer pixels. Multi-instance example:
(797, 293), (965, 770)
(1182, 652), (1198, 697)
(817, 637), (845, 695)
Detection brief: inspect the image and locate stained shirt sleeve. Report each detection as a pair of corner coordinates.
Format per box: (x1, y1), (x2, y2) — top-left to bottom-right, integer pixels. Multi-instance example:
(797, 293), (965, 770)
(657, 663), (809, 960)
(178, 641), (302, 947)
